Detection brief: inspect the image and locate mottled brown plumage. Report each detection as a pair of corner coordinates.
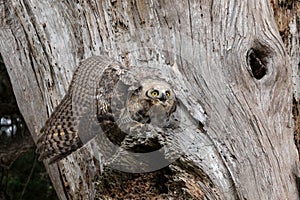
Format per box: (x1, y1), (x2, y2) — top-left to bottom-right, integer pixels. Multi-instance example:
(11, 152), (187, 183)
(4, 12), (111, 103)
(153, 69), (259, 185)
(36, 56), (177, 164)
(36, 94), (81, 163)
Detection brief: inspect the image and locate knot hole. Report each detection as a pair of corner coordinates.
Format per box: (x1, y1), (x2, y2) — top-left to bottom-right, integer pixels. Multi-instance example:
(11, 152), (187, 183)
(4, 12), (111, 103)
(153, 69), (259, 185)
(246, 46), (270, 79)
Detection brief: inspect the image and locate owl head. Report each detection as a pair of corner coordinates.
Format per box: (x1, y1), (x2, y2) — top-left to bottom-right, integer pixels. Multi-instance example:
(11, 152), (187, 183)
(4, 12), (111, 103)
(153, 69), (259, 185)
(139, 79), (175, 103)
(128, 79), (176, 124)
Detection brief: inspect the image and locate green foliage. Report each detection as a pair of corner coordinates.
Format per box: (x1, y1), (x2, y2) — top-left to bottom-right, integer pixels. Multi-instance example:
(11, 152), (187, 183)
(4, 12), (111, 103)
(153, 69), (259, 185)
(1, 150), (58, 200)
(0, 54), (58, 200)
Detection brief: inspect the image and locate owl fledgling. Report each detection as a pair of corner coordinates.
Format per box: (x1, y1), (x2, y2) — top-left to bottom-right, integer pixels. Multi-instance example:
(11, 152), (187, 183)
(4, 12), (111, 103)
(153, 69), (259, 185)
(36, 56), (178, 164)
(127, 79), (176, 127)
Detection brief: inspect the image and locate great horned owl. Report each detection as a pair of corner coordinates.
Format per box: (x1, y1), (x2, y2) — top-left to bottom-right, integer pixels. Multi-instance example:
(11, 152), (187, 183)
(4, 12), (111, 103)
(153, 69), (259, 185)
(36, 56), (178, 164)
(127, 79), (176, 126)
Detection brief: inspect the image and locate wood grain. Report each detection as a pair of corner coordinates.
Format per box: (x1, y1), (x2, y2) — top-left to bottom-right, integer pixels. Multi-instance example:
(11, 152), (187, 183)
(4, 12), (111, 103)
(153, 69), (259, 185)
(0, 0), (298, 199)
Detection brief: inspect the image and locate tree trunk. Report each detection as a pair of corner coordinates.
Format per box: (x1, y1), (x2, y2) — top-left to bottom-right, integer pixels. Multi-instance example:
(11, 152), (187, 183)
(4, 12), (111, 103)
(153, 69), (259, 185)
(0, 0), (299, 199)
(270, 0), (300, 165)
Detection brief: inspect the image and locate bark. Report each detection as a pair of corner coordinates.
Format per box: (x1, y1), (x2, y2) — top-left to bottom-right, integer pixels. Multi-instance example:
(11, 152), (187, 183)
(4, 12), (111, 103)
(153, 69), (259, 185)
(0, 0), (299, 199)
(270, 0), (300, 163)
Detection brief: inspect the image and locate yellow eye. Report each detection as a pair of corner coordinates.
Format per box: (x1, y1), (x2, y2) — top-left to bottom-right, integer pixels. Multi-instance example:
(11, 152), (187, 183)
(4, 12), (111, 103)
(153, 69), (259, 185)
(165, 91), (171, 97)
(151, 90), (159, 97)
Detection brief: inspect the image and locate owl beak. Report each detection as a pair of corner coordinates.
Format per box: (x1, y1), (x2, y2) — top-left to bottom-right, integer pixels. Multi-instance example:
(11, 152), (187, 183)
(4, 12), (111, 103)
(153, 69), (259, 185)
(159, 93), (167, 102)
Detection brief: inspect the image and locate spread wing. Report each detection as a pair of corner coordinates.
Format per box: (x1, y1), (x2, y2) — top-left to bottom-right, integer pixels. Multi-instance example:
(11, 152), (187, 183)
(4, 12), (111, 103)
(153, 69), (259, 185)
(36, 56), (126, 164)
(36, 94), (81, 163)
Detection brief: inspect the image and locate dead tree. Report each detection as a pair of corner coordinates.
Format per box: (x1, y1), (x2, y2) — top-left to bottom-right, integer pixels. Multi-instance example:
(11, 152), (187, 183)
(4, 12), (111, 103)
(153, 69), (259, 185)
(0, 0), (299, 199)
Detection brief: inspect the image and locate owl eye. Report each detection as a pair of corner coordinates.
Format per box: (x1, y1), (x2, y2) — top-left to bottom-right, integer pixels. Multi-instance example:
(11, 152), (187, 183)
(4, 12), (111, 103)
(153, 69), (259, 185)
(150, 90), (159, 97)
(165, 91), (171, 97)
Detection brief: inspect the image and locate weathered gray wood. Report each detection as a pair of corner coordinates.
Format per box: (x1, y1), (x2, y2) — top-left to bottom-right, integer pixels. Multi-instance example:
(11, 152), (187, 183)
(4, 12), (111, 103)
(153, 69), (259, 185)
(0, 0), (299, 199)
(270, 0), (300, 167)
(270, 0), (300, 101)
